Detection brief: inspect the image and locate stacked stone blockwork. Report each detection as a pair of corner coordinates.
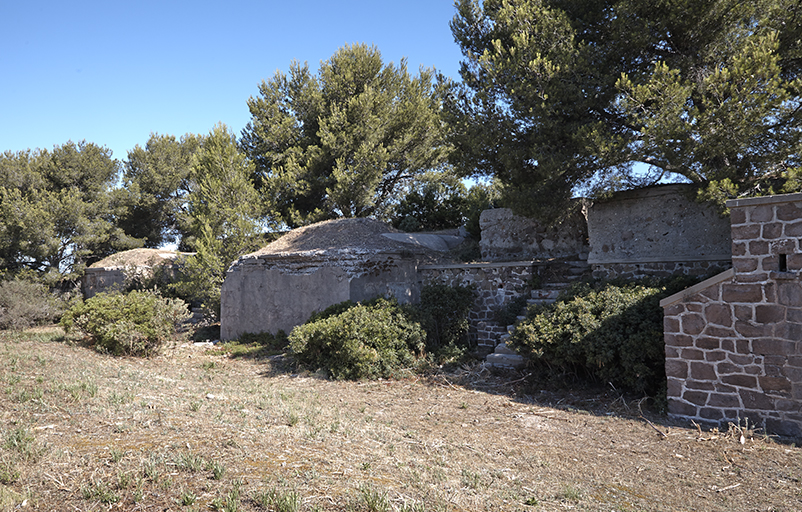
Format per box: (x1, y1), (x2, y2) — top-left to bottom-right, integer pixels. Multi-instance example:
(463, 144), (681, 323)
(661, 193), (802, 437)
(419, 262), (541, 353)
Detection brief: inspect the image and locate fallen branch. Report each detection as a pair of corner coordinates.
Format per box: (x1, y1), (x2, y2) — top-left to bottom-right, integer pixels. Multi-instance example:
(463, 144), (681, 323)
(484, 373), (532, 388)
(640, 415), (667, 438)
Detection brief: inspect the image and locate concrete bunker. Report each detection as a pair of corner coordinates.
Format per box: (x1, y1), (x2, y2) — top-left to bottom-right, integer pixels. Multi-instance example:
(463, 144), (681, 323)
(220, 218), (457, 341)
(82, 248), (190, 299)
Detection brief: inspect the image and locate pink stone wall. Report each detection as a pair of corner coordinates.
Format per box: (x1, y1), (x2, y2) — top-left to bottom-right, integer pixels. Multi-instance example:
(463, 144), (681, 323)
(662, 193), (802, 437)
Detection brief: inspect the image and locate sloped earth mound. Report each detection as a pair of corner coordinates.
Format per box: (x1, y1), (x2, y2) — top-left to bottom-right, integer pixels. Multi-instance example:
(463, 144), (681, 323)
(1, 330), (800, 511)
(90, 248), (188, 268)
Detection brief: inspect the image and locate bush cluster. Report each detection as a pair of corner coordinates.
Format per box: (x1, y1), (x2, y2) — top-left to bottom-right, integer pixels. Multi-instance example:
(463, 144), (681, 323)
(0, 277), (75, 331)
(289, 298), (425, 380)
(413, 283), (476, 357)
(509, 277), (696, 396)
(61, 290), (191, 356)
(289, 284), (476, 380)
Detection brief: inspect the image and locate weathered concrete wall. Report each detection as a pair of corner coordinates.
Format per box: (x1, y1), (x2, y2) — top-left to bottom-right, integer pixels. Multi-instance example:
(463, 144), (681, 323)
(662, 192), (802, 437)
(82, 267), (127, 298)
(479, 208), (588, 262)
(420, 261), (539, 351)
(589, 185), (731, 278)
(220, 252), (422, 340)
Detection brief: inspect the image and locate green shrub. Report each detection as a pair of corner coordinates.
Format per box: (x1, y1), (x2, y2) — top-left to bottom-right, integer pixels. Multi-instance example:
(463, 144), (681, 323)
(509, 277), (696, 395)
(494, 294), (529, 327)
(0, 277), (75, 331)
(237, 330), (288, 349)
(61, 290), (191, 356)
(306, 300), (357, 324)
(289, 298), (425, 380)
(414, 284), (476, 357)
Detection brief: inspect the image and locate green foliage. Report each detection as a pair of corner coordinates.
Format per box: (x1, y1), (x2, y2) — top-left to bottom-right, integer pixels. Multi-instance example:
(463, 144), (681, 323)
(117, 133), (201, 248)
(392, 174), (467, 232)
(289, 298), (425, 380)
(509, 278), (697, 395)
(236, 330), (288, 349)
(448, 0), (802, 218)
(306, 301), (358, 324)
(0, 141), (140, 277)
(169, 124), (264, 318)
(494, 294), (529, 328)
(414, 284), (476, 357)
(0, 277), (76, 330)
(241, 43), (451, 226)
(60, 290), (191, 357)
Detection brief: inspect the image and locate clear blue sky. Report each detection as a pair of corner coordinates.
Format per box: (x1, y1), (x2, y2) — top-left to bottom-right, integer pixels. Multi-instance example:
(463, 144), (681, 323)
(1, 1), (464, 162)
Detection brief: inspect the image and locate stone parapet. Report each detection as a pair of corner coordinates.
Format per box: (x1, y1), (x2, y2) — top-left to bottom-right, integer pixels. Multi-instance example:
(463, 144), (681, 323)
(592, 259), (731, 280)
(588, 184), (732, 271)
(479, 207), (588, 262)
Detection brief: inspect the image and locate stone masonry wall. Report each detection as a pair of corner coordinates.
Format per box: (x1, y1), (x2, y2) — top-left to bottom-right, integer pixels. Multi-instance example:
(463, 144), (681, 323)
(592, 260), (731, 281)
(589, 184), (732, 279)
(662, 192), (802, 437)
(419, 262), (539, 352)
(479, 207), (588, 262)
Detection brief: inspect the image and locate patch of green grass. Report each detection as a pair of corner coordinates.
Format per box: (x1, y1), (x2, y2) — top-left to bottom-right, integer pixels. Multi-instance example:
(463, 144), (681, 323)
(559, 483), (582, 501)
(4, 427), (42, 462)
(179, 489), (198, 506)
(211, 479), (242, 512)
(206, 459), (226, 480)
(108, 447), (125, 463)
(174, 451), (206, 472)
(355, 484), (390, 512)
(461, 468), (484, 490)
(255, 486), (301, 512)
(81, 480), (120, 505)
(0, 459), (20, 484)
(64, 380), (98, 401)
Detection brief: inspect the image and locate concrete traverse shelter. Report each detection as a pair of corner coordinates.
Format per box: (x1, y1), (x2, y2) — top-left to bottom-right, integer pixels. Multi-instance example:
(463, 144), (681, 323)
(82, 248), (190, 299)
(220, 218), (458, 340)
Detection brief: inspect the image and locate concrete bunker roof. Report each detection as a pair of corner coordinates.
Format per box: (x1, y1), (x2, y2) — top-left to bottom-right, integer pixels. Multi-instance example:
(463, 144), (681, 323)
(242, 217), (454, 262)
(89, 248), (190, 269)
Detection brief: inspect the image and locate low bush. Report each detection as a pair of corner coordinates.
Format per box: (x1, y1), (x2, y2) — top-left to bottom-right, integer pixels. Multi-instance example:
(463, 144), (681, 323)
(0, 277), (75, 331)
(61, 290), (191, 356)
(414, 284), (476, 358)
(289, 298), (425, 380)
(509, 277), (697, 396)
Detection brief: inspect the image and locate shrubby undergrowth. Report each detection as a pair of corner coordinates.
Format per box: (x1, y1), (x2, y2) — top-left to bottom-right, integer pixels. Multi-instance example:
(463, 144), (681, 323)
(290, 284), (476, 380)
(289, 298), (425, 380)
(0, 276), (77, 331)
(61, 290), (191, 356)
(509, 277), (697, 396)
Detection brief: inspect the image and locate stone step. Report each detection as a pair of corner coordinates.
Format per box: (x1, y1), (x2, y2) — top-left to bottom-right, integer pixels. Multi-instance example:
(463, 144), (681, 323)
(493, 342), (517, 355)
(527, 298), (557, 307)
(486, 352), (526, 370)
(531, 288), (562, 300)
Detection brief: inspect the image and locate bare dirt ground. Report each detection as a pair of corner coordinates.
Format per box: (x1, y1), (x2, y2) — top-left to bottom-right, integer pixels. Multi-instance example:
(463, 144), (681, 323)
(1, 329), (800, 511)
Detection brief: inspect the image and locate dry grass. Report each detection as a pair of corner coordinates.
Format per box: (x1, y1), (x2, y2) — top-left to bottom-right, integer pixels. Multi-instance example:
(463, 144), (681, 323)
(1, 328), (801, 511)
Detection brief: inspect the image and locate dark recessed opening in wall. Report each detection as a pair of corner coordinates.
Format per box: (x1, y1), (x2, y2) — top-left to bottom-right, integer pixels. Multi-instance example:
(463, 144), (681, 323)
(779, 253), (788, 272)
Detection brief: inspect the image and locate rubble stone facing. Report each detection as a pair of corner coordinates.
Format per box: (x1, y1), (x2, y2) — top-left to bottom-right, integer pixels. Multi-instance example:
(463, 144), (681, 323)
(420, 262), (539, 352)
(588, 185), (732, 279)
(662, 193), (802, 437)
(479, 207), (588, 262)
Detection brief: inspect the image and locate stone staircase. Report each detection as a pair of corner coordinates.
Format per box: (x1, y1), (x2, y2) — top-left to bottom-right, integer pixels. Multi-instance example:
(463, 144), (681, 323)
(485, 284), (565, 370)
(485, 258), (591, 370)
